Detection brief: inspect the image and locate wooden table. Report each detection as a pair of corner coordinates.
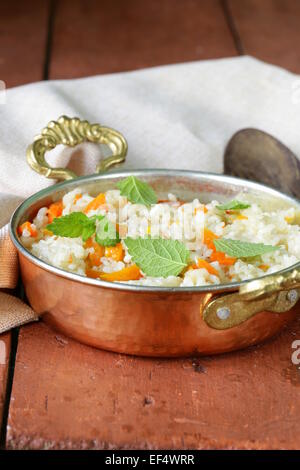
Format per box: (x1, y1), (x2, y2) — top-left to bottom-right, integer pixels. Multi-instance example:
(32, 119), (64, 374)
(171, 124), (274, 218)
(1, 0), (300, 450)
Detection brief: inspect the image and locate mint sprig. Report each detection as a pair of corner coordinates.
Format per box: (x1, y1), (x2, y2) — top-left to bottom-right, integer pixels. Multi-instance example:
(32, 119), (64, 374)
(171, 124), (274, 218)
(214, 238), (279, 258)
(216, 200), (251, 211)
(117, 176), (157, 206)
(47, 212), (96, 241)
(47, 212), (119, 245)
(124, 237), (189, 277)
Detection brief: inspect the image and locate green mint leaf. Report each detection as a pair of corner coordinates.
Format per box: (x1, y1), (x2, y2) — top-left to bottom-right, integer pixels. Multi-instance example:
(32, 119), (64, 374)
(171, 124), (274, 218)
(124, 237), (189, 277)
(95, 217), (120, 246)
(82, 224), (96, 242)
(216, 200), (251, 211)
(214, 238), (279, 258)
(117, 176), (157, 206)
(47, 212), (96, 240)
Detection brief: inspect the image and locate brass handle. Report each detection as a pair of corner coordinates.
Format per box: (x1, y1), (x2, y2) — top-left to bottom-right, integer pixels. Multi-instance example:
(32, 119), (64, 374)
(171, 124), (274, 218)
(203, 268), (300, 329)
(26, 115), (128, 181)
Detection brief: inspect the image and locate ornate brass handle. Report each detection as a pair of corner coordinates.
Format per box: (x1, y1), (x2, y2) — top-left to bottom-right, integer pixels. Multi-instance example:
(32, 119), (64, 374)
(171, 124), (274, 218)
(26, 115), (128, 180)
(203, 268), (300, 329)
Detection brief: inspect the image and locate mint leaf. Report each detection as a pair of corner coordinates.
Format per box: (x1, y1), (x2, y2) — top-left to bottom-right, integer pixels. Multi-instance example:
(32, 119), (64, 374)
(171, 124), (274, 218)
(117, 176), (157, 206)
(124, 237), (189, 277)
(216, 200), (251, 211)
(95, 217), (120, 246)
(214, 238), (279, 258)
(47, 212), (96, 241)
(82, 224), (96, 241)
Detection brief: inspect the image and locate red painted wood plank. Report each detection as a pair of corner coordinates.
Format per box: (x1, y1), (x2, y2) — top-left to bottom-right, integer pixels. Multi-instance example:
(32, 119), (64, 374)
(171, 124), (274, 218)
(49, 0), (237, 79)
(6, 318), (300, 449)
(0, 0), (50, 88)
(0, 333), (11, 436)
(228, 0), (300, 73)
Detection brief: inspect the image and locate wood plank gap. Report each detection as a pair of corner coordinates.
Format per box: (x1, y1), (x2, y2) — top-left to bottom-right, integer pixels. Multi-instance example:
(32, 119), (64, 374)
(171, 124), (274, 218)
(220, 0), (244, 55)
(43, 0), (57, 80)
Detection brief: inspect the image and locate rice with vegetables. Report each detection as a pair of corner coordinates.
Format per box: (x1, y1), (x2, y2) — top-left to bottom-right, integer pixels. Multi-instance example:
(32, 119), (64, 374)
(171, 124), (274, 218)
(18, 176), (300, 287)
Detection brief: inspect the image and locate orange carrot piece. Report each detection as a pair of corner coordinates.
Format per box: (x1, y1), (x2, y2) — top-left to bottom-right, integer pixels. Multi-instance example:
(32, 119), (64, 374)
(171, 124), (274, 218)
(43, 228), (53, 236)
(88, 253), (102, 266)
(187, 265), (196, 271)
(74, 194), (82, 202)
(104, 243), (124, 261)
(85, 268), (102, 279)
(203, 228), (219, 251)
(86, 264), (141, 282)
(194, 206), (208, 215)
(47, 201), (63, 223)
(196, 258), (219, 276)
(259, 264), (269, 271)
(210, 251), (236, 266)
(100, 264), (141, 282)
(84, 238), (105, 266)
(84, 193), (106, 213)
(18, 221), (37, 237)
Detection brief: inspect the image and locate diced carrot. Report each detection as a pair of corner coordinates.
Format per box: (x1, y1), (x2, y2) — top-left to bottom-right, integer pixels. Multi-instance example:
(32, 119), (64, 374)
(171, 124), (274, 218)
(100, 264), (141, 282)
(236, 214), (248, 220)
(18, 221), (38, 237)
(88, 252), (103, 266)
(74, 194), (82, 202)
(47, 201), (63, 223)
(84, 238), (105, 266)
(259, 264), (269, 271)
(84, 237), (95, 249)
(203, 228), (219, 251)
(85, 268), (102, 279)
(43, 228), (53, 236)
(210, 251), (236, 266)
(194, 206), (208, 215)
(187, 265), (196, 271)
(86, 264), (142, 282)
(84, 193), (106, 213)
(196, 258), (219, 276)
(104, 243), (124, 261)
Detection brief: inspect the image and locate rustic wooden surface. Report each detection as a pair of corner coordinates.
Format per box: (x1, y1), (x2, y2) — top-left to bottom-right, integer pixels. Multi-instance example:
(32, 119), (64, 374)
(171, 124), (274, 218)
(6, 319), (300, 450)
(0, 1), (50, 88)
(49, 0), (237, 79)
(228, 0), (300, 74)
(1, 0), (300, 450)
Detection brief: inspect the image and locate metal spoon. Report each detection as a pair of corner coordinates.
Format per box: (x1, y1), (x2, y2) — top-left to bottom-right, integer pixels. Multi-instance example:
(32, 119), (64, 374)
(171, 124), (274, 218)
(224, 128), (300, 199)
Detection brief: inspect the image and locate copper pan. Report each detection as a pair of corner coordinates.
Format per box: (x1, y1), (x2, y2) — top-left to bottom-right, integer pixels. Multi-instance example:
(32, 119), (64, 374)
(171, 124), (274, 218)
(9, 116), (300, 357)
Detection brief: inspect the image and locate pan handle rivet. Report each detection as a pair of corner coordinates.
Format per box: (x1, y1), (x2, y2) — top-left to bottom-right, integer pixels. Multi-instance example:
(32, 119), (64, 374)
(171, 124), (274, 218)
(216, 307), (230, 320)
(287, 290), (298, 303)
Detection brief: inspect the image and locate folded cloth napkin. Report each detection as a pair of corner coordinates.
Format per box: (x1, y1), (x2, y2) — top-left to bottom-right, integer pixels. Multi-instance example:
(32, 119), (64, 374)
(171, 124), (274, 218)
(1, 56), (300, 333)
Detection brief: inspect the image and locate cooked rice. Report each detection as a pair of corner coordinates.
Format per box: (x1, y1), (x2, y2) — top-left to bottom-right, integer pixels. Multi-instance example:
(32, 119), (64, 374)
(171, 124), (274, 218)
(20, 187), (300, 287)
